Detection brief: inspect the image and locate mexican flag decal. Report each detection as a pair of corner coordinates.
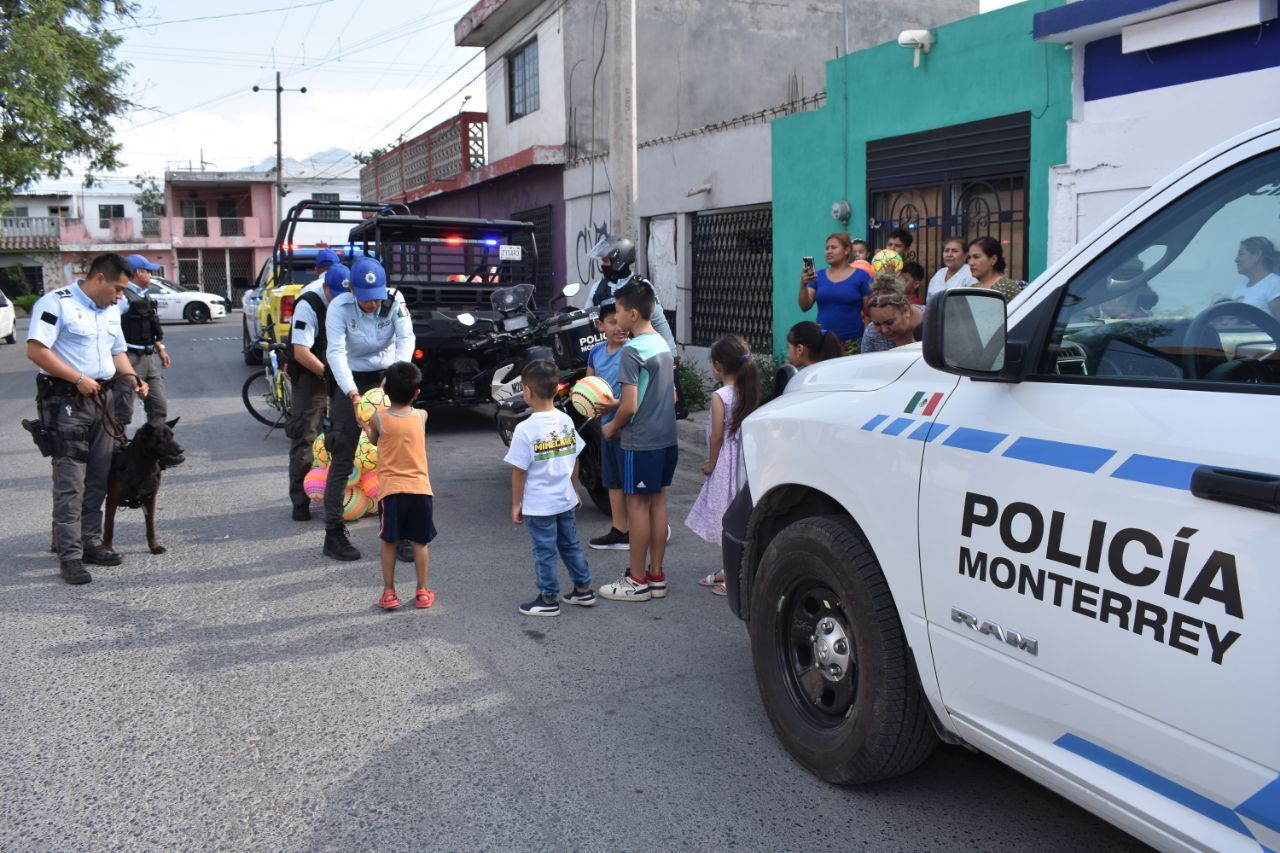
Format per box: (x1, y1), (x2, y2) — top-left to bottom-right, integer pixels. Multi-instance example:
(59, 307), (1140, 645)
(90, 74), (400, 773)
(905, 391), (944, 416)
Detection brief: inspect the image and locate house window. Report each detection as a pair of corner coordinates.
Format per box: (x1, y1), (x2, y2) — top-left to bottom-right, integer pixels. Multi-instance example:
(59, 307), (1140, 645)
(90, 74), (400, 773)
(5, 206), (29, 218)
(98, 204), (125, 229)
(180, 199), (208, 237)
(48, 206), (70, 219)
(507, 39), (539, 121)
(312, 192), (340, 221)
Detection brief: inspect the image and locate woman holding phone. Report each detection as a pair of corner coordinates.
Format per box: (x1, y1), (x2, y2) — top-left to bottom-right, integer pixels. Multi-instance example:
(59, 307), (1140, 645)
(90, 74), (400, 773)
(798, 231), (873, 350)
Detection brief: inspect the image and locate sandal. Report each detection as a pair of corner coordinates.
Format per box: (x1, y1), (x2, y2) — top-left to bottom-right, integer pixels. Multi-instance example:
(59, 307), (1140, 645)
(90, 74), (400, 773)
(415, 588), (435, 609)
(698, 572), (725, 587)
(378, 589), (401, 610)
(711, 582), (727, 596)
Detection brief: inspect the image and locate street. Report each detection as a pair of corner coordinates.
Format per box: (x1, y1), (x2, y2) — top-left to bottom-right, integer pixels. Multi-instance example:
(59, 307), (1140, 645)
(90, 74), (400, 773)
(0, 317), (1146, 852)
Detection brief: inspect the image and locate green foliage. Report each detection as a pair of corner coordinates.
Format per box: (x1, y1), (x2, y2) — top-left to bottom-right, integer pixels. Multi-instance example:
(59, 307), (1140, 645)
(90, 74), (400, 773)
(0, 1), (136, 203)
(131, 173), (163, 214)
(751, 352), (778, 401)
(14, 293), (39, 313)
(353, 147), (390, 165)
(675, 359), (710, 412)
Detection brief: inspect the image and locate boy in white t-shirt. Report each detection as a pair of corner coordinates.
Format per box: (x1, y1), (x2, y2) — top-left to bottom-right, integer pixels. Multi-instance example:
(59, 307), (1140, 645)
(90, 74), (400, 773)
(505, 359), (594, 616)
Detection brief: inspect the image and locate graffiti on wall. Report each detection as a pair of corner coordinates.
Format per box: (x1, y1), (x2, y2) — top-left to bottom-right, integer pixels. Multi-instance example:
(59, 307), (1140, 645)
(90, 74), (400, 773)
(574, 219), (609, 284)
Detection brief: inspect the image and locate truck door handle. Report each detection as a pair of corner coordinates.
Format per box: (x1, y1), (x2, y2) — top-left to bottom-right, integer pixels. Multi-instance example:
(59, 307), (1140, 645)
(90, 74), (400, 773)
(1190, 466), (1280, 513)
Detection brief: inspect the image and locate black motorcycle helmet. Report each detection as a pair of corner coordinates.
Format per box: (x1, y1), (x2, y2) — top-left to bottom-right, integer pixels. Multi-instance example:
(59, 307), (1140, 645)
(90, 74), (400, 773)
(588, 235), (636, 283)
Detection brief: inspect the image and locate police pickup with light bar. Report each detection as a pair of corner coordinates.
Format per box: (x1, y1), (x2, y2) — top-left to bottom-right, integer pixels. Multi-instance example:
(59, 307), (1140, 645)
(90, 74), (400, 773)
(723, 120), (1280, 851)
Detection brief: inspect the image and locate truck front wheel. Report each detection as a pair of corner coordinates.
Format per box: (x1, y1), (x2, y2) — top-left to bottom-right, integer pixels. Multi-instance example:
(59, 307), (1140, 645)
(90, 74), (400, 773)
(749, 516), (937, 784)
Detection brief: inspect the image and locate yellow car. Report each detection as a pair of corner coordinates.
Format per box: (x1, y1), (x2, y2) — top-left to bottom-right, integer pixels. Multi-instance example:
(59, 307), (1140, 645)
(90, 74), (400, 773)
(242, 247), (359, 365)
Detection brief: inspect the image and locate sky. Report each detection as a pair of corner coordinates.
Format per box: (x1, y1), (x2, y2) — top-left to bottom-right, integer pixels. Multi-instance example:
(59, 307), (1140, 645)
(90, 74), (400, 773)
(93, 0), (490, 182)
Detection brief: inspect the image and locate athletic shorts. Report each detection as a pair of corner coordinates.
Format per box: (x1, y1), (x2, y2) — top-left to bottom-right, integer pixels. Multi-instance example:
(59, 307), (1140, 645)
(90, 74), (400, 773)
(622, 445), (678, 495)
(378, 493), (437, 545)
(600, 434), (624, 490)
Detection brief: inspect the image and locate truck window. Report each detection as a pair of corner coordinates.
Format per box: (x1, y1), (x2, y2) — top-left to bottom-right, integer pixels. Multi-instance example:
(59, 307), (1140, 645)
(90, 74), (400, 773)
(1034, 148), (1280, 389)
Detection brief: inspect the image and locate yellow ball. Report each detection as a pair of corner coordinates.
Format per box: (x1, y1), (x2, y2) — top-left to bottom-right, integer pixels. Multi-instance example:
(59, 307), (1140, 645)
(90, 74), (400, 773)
(312, 434), (330, 468)
(354, 434), (379, 473)
(356, 387), (390, 425)
(570, 375), (614, 418)
(872, 249), (903, 275)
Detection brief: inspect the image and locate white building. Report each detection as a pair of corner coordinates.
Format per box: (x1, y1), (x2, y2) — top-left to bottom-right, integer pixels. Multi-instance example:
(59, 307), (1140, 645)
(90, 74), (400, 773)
(1035, 0), (1280, 261)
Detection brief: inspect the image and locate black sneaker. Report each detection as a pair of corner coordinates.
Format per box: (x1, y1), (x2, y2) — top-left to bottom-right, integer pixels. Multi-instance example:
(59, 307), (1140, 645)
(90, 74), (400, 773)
(292, 504), (311, 522)
(82, 545), (122, 566)
(395, 540), (413, 563)
(519, 597), (560, 617)
(561, 588), (597, 607)
(60, 559), (92, 585)
(589, 527), (630, 551)
(323, 525), (361, 561)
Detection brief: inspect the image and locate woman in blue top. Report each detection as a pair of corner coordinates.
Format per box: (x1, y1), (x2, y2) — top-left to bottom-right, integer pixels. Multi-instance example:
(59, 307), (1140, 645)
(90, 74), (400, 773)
(798, 231), (873, 347)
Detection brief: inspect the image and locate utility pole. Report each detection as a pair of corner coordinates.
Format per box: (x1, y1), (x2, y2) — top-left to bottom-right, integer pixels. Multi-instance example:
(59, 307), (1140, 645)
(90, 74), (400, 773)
(252, 71), (306, 223)
(607, 0), (637, 241)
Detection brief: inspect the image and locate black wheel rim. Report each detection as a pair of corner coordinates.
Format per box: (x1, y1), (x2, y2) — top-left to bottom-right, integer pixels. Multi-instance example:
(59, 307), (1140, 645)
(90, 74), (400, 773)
(242, 372), (287, 427)
(776, 581), (858, 727)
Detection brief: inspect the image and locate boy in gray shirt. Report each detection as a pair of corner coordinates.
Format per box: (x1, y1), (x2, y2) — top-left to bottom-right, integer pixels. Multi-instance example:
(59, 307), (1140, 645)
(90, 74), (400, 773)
(600, 281), (678, 602)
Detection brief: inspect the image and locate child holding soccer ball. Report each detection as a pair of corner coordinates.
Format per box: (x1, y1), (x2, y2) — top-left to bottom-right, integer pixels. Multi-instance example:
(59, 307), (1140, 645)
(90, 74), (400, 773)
(584, 302), (629, 550)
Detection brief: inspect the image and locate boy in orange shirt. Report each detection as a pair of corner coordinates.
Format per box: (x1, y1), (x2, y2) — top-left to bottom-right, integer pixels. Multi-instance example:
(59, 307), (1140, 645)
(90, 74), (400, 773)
(362, 361), (436, 610)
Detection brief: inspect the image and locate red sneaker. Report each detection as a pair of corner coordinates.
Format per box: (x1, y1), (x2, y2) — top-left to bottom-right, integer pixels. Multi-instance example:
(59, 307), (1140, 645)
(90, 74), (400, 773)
(415, 588), (435, 609)
(378, 589), (401, 610)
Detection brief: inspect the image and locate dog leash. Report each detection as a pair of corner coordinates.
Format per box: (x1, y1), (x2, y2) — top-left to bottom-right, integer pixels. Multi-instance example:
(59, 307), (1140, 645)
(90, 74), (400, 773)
(89, 388), (130, 448)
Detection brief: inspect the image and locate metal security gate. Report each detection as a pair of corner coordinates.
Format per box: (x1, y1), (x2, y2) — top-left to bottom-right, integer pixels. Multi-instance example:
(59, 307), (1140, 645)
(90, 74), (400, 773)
(511, 204), (555, 303)
(691, 205), (773, 352)
(176, 249), (256, 305)
(867, 113), (1030, 283)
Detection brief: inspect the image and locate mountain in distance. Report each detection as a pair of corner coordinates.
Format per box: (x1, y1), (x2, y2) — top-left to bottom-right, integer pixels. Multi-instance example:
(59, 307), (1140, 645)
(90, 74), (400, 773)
(244, 148), (357, 177)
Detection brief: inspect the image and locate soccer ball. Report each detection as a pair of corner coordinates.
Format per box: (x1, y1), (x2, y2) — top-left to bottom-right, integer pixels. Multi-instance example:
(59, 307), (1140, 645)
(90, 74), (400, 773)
(356, 387), (390, 424)
(312, 434), (330, 467)
(354, 434), (379, 473)
(872, 249), (903, 275)
(342, 486), (372, 521)
(303, 467), (327, 502)
(570, 375), (614, 418)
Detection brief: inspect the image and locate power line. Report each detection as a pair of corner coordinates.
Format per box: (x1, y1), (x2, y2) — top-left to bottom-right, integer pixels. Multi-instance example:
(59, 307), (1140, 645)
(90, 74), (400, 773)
(113, 0), (336, 31)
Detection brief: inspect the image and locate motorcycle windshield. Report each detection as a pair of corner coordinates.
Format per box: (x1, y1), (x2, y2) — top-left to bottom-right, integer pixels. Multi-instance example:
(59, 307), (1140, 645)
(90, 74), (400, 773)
(490, 283), (536, 314)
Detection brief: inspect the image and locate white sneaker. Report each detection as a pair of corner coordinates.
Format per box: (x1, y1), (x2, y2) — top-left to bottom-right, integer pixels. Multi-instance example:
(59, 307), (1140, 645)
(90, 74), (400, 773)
(598, 574), (652, 602)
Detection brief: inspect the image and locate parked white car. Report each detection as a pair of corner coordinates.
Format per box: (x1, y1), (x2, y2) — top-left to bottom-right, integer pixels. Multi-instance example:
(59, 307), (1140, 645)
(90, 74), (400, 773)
(146, 277), (227, 324)
(726, 119), (1280, 851)
(0, 290), (15, 343)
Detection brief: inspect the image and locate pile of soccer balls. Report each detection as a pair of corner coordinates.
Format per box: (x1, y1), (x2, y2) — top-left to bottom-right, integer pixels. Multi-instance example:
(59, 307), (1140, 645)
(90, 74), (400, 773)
(302, 387), (389, 520)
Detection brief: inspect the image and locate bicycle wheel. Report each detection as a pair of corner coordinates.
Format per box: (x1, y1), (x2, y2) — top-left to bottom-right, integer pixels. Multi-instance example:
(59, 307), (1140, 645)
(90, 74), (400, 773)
(242, 370), (288, 427)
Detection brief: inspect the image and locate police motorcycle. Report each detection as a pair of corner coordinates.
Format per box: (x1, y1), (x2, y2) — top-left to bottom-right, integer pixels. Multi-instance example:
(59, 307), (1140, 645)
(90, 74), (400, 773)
(457, 281), (611, 515)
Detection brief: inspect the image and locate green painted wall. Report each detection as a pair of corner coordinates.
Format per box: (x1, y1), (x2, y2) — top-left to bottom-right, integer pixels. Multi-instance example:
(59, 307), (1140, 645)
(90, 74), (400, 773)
(770, 0), (1071, 355)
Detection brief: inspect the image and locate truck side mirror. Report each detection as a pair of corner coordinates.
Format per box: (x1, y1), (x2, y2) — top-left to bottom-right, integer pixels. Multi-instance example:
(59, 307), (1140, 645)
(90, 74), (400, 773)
(922, 288), (1009, 379)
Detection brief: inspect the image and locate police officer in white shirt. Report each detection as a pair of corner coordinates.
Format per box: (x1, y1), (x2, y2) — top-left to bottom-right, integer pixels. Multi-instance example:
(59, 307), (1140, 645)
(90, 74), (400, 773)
(321, 256), (414, 560)
(286, 261), (346, 521)
(25, 253), (149, 585)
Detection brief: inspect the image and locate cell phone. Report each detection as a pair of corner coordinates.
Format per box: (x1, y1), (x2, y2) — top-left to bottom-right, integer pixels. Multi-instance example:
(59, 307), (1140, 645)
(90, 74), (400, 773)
(802, 256), (814, 272)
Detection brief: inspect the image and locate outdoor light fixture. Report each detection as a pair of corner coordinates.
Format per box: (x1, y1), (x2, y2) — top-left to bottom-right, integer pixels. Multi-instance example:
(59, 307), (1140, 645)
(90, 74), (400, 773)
(897, 29), (935, 68)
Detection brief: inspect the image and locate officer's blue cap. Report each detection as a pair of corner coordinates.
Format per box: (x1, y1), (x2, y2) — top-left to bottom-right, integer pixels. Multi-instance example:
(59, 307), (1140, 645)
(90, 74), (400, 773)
(125, 253), (161, 272)
(323, 263), (350, 293)
(350, 257), (388, 301)
(315, 248), (341, 270)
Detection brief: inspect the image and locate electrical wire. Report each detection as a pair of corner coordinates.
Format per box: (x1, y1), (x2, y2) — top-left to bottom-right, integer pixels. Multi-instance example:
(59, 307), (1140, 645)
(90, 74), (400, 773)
(112, 0), (335, 31)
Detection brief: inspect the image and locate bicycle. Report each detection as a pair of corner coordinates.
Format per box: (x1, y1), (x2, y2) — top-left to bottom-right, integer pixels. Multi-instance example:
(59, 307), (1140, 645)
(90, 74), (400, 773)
(242, 341), (293, 428)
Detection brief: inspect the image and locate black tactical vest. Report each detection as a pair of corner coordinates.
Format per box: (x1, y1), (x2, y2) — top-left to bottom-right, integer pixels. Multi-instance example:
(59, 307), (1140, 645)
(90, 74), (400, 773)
(121, 287), (161, 346)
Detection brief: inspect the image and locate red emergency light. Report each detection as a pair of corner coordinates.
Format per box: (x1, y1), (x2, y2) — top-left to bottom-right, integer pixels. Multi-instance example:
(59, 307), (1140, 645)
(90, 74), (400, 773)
(445, 236), (463, 246)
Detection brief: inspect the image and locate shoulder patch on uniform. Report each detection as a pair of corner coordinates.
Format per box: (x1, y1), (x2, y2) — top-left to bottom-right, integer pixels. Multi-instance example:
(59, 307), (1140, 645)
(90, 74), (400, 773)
(397, 306), (406, 317)
(295, 320), (307, 330)
(41, 311), (58, 325)
(57, 289), (72, 298)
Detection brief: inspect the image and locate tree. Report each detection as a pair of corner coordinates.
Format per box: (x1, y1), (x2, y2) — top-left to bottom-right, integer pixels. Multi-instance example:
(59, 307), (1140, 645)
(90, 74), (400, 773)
(353, 147), (390, 165)
(0, 1), (135, 203)
(131, 173), (162, 215)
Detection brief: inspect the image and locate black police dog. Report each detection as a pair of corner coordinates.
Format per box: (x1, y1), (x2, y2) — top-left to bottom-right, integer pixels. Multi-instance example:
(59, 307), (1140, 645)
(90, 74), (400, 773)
(103, 418), (185, 555)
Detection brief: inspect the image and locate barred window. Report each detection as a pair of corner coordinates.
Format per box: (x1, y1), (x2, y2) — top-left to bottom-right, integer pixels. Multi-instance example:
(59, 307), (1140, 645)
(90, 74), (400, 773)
(507, 39), (539, 121)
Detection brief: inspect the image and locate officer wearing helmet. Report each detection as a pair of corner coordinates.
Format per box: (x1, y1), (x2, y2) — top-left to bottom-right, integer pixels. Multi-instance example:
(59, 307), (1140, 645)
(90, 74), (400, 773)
(585, 235), (677, 353)
(321, 256), (414, 561)
(285, 261), (348, 521)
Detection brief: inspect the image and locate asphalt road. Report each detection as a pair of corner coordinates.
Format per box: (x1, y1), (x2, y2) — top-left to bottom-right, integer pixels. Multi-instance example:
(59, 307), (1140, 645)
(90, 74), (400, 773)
(0, 316), (1147, 852)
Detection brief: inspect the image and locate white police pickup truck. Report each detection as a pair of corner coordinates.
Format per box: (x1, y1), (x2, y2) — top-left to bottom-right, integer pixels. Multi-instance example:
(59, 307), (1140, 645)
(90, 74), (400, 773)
(723, 121), (1280, 851)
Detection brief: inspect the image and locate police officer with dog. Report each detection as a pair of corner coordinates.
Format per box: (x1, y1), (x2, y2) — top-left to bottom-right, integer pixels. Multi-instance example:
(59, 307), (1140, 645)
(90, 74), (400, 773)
(287, 261), (348, 521)
(322, 256), (413, 561)
(25, 253), (149, 585)
(115, 253), (170, 428)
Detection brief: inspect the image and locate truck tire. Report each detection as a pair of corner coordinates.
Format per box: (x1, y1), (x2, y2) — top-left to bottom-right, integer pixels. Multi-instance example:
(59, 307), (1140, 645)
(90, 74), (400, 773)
(749, 515), (937, 784)
(243, 319), (263, 365)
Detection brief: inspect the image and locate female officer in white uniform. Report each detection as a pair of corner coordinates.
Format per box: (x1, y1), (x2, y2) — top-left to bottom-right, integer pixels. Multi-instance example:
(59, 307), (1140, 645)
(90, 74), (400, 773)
(321, 257), (414, 561)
